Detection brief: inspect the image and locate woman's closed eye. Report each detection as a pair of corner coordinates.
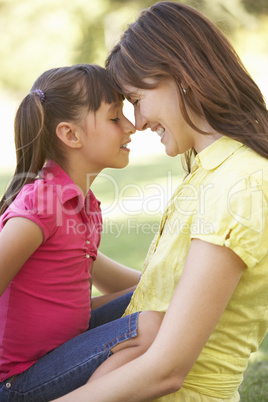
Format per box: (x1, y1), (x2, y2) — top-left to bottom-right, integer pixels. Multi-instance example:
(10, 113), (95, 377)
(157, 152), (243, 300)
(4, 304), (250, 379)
(126, 95), (139, 106)
(111, 117), (120, 122)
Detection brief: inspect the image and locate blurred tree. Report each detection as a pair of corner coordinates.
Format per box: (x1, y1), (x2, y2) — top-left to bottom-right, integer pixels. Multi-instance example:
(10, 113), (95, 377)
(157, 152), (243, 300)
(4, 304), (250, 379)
(0, 0), (80, 91)
(0, 0), (267, 93)
(242, 0), (268, 15)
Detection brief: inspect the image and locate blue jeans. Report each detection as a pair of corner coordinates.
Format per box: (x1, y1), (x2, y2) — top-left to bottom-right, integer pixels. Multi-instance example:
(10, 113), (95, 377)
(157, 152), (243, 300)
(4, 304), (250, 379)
(0, 292), (137, 401)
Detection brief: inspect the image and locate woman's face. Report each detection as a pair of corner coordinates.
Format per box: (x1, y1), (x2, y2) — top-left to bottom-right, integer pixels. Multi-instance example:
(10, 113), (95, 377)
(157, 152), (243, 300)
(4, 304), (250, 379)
(124, 79), (197, 157)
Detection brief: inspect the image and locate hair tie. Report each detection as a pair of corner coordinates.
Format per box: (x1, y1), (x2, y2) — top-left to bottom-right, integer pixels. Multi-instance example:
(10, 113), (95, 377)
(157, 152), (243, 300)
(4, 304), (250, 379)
(32, 89), (45, 103)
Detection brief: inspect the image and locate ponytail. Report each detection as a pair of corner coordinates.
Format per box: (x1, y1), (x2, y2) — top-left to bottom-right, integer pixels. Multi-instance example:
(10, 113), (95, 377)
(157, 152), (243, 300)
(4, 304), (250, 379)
(0, 92), (46, 214)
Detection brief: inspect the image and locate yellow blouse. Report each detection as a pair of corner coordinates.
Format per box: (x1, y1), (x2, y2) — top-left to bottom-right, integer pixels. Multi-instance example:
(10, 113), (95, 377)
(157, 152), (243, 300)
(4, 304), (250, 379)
(124, 137), (268, 401)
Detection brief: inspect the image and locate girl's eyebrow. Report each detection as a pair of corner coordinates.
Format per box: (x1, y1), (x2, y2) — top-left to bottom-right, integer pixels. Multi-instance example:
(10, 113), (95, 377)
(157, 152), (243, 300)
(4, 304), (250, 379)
(107, 101), (123, 112)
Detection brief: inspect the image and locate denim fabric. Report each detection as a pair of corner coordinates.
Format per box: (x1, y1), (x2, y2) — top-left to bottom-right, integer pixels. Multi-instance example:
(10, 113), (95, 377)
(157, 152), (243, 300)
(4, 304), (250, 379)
(0, 292), (137, 401)
(89, 291), (133, 329)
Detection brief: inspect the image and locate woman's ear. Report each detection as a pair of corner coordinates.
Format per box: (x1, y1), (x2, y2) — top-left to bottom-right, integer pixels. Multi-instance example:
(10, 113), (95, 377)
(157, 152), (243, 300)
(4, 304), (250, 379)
(56, 122), (82, 149)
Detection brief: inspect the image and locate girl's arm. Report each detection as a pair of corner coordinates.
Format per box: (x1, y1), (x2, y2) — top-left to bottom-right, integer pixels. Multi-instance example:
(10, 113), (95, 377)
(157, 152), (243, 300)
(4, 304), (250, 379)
(53, 238), (245, 402)
(91, 252), (140, 309)
(0, 217), (43, 296)
(91, 286), (136, 310)
(91, 251), (140, 294)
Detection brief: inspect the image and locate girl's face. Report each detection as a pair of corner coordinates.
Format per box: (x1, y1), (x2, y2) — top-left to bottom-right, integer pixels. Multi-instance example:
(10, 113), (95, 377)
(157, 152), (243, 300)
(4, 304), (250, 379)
(124, 79), (200, 156)
(78, 100), (136, 172)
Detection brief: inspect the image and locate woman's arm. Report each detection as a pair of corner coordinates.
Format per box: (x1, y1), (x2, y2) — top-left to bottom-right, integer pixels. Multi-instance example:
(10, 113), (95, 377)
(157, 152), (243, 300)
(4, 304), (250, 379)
(0, 217), (43, 296)
(91, 251), (140, 294)
(52, 239), (245, 402)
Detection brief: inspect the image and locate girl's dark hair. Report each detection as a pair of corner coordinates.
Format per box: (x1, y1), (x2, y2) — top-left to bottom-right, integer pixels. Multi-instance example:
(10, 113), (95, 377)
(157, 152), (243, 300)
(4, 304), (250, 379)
(0, 64), (122, 215)
(106, 1), (268, 172)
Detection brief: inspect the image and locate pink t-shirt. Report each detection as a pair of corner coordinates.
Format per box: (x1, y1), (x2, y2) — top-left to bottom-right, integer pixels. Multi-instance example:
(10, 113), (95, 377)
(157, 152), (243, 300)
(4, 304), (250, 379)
(0, 161), (102, 381)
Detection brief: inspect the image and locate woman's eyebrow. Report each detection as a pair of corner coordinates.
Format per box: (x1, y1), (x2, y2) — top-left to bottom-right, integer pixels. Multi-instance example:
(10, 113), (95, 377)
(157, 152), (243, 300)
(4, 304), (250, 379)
(124, 93), (136, 103)
(122, 88), (137, 99)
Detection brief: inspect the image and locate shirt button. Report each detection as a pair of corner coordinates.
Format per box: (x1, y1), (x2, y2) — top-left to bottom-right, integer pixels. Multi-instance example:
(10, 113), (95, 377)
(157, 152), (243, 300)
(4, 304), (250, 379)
(86, 240), (90, 245)
(86, 254), (90, 259)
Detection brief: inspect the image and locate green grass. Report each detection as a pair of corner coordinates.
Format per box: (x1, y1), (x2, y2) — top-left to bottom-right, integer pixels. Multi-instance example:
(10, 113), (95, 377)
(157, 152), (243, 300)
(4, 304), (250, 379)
(92, 153), (183, 268)
(239, 334), (268, 401)
(0, 171), (12, 198)
(1, 155), (267, 400)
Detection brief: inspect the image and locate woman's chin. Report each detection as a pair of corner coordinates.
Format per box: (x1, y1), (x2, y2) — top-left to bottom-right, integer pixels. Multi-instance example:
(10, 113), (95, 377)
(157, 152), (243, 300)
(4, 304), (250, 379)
(164, 147), (180, 157)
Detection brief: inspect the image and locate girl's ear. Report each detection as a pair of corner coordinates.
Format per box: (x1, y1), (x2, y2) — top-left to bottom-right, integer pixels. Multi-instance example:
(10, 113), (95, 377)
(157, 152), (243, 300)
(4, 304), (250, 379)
(56, 122), (82, 149)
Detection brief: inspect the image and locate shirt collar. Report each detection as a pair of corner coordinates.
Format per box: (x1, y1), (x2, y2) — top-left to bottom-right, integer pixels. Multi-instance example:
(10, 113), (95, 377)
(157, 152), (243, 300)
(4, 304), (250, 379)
(194, 136), (244, 171)
(39, 160), (100, 209)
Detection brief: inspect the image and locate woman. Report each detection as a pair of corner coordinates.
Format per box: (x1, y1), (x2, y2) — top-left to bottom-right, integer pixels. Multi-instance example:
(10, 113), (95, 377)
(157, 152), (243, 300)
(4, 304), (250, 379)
(54, 2), (268, 401)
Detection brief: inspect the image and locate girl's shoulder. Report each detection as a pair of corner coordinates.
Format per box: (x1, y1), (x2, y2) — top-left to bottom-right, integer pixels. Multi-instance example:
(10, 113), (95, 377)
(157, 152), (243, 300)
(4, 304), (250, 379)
(13, 178), (57, 211)
(0, 178), (59, 240)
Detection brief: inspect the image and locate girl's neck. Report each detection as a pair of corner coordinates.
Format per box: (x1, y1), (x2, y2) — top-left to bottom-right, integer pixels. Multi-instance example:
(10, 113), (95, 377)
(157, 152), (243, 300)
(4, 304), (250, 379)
(58, 160), (100, 196)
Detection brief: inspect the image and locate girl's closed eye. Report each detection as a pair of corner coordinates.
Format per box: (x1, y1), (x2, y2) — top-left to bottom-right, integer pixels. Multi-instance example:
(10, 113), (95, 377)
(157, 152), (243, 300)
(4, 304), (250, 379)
(111, 117), (120, 122)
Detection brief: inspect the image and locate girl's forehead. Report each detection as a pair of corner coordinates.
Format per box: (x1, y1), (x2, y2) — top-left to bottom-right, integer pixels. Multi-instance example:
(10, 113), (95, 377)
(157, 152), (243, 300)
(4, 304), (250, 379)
(107, 100), (123, 111)
(94, 100), (123, 117)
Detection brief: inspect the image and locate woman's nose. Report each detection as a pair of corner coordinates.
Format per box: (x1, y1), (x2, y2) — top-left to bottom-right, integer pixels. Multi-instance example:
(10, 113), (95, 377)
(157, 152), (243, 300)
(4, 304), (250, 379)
(134, 109), (148, 131)
(127, 120), (136, 135)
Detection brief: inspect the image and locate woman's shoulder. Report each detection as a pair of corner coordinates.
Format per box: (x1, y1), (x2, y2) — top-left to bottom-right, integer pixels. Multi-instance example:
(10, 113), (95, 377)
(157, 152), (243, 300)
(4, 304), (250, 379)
(230, 146), (268, 191)
(216, 144), (268, 185)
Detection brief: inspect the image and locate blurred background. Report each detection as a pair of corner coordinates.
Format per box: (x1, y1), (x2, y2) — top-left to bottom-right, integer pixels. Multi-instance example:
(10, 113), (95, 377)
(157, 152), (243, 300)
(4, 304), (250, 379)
(0, 1), (268, 397)
(0, 0), (268, 172)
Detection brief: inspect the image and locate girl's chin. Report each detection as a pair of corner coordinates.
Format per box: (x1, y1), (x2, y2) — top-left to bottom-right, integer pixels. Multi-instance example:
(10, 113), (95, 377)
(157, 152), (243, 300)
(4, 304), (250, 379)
(118, 160), (130, 169)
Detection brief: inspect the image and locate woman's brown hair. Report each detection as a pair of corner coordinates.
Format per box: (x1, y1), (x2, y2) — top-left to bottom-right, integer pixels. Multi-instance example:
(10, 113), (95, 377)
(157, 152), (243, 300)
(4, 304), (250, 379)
(0, 64), (122, 215)
(106, 1), (268, 172)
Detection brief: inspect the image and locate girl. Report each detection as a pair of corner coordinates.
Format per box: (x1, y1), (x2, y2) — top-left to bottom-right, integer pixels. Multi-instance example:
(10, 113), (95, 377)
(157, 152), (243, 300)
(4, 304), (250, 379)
(55, 2), (268, 401)
(0, 64), (163, 401)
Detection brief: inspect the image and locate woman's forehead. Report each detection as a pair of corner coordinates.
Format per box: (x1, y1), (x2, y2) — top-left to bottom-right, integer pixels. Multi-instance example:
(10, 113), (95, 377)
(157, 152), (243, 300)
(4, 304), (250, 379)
(122, 84), (137, 96)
